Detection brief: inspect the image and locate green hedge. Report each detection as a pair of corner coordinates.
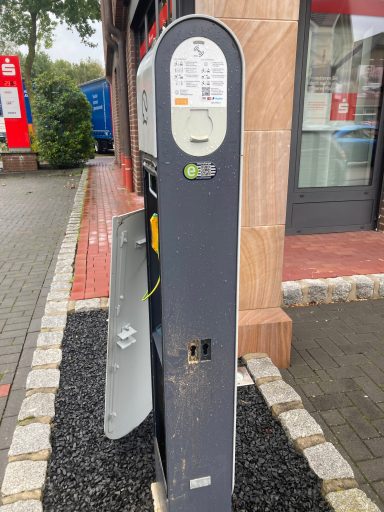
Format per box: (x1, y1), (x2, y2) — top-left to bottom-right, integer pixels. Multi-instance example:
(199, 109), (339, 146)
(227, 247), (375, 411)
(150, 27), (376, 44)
(34, 72), (94, 168)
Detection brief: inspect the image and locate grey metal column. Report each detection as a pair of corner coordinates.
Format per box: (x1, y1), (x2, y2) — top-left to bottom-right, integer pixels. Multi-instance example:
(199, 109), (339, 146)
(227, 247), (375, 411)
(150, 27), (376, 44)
(137, 15), (244, 512)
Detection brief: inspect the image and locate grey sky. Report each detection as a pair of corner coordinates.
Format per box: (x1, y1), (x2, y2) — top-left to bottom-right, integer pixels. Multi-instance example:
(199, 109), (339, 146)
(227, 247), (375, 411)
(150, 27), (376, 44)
(21, 21), (105, 65)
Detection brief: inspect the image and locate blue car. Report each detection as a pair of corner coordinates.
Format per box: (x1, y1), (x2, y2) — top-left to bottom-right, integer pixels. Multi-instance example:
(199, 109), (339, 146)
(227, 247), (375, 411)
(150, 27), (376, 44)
(333, 125), (377, 164)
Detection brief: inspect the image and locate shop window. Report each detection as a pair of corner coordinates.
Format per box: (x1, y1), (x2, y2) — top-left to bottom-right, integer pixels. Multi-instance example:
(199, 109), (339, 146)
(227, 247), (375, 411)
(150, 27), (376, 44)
(298, 0), (384, 188)
(137, 0), (173, 62)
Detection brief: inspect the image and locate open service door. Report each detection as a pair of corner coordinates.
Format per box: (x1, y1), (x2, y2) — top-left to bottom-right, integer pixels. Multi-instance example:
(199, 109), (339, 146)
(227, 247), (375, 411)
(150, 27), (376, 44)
(104, 209), (152, 440)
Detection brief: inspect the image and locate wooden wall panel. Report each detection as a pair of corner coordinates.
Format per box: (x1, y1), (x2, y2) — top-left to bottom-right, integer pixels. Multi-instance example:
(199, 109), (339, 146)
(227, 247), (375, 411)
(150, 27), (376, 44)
(194, 0), (214, 15)
(241, 131), (291, 227)
(224, 19), (297, 131)
(215, 0), (300, 21)
(239, 226), (284, 310)
(238, 308), (292, 368)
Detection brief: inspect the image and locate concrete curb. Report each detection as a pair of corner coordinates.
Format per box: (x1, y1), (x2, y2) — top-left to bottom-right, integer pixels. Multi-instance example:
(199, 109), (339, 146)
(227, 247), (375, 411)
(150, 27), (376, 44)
(67, 297), (109, 314)
(282, 274), (384, 307)
(0, 169), (88, 509)
(243, 353), (381, 512)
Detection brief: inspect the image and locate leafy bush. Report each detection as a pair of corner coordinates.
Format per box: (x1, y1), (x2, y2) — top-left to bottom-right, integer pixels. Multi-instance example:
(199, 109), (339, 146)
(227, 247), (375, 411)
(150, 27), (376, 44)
(34, 72), (94, 168)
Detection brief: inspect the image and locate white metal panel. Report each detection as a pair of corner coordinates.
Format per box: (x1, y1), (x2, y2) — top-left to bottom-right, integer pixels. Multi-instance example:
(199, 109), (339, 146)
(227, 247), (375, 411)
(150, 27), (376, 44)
(104, 209), (152, 440)
(136, 48), (157, 157)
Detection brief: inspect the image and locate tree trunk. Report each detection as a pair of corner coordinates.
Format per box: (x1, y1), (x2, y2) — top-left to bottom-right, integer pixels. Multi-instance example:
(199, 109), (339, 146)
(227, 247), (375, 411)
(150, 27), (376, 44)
(24, 11), (38, 109)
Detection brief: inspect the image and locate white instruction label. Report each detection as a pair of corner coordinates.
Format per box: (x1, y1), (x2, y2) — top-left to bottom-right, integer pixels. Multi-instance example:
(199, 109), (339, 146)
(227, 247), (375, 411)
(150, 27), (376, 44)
(0, 87), (21, 118)
(170, 37), (227, 108)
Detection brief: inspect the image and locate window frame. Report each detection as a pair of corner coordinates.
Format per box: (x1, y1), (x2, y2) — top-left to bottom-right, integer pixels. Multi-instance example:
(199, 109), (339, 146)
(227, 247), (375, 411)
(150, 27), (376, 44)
(286, 0), (384, 233)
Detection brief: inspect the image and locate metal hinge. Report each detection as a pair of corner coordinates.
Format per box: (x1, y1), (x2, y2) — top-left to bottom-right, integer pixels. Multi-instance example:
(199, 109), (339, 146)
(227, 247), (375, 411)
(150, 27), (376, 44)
(135, 237), (146, 249)
(116, 324), (137, 349)
(120, 231), (128, 247)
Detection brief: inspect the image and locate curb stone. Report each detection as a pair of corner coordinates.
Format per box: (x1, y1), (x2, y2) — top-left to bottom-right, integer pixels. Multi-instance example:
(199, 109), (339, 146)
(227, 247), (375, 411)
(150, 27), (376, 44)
(0, 502), (42, 512)
(0, 170), (88, 509)
(326, 489), (381, 512)
(1, 461), (47, 505)
(26, 370), (60, 394)
(282, 274), (384, 307)
(18, 394), (55, 424)
(244, 354), (378, 511)
(36, 332), (63, 349)
(8, 424), (51, 461)
(67, 297), (109, 313)
(31, 349), (62, 369)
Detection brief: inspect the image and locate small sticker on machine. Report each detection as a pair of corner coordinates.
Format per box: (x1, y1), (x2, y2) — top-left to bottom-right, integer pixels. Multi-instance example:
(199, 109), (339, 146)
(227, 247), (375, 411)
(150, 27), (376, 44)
(190, 476), (212, 490)
(170, 37), (227, 109)
(183, 162), (217, 180)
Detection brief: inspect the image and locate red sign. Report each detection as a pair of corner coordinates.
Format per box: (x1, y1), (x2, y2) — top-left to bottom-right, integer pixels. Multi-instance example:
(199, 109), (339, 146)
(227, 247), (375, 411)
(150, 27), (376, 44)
(330, 93), (358, 121)
(312, 0), (384, 17)
(0, 55), (30, 149)
(139, 1), (172, 60)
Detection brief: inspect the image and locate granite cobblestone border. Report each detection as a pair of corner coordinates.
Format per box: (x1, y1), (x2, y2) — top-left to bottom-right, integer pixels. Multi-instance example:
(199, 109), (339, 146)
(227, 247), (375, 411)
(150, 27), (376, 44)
(243, 353), (381, 512)
(282, 274), (384, 307)
(0, 170), (90, 509)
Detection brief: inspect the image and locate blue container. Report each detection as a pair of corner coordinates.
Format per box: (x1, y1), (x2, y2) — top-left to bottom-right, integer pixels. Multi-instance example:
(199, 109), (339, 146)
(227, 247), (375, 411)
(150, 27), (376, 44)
(80, 77), (114, 153)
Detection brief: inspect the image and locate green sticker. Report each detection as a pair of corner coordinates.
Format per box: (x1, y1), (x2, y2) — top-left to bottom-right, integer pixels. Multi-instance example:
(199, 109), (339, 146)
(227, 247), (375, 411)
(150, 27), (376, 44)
(183, 163), (199, 180)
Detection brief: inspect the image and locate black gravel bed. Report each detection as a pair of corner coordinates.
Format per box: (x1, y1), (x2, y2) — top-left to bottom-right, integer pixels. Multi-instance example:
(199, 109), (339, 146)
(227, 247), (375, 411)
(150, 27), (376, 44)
(44, 310), (332, 512)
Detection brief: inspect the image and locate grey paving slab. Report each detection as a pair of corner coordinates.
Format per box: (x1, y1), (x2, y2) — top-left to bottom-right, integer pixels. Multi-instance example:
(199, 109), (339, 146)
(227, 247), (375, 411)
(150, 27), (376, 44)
(0, 398), (6, 418)
(0, 171), (79, 486)
(0, 416), (18, 450)
(3, 390), (25, 418)
(0, 450), (7, 486)
(285, 299), (384, 511)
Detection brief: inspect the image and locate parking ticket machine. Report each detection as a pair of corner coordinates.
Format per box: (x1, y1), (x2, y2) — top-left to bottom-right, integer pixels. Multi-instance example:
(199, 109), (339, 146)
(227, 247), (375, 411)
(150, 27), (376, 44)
(105, 14), (243, 512)
(136, 15), (244, 511)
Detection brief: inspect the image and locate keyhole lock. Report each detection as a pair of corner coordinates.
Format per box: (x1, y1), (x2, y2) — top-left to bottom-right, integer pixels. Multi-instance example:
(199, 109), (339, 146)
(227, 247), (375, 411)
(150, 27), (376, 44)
(188, 340), (200, 364)
(201, 339), (211, 361)
(188, 339), (212, 364)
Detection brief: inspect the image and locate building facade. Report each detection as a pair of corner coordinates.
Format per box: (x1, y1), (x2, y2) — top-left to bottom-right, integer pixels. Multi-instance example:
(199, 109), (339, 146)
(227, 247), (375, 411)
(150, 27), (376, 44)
(101, 0), (384, 367)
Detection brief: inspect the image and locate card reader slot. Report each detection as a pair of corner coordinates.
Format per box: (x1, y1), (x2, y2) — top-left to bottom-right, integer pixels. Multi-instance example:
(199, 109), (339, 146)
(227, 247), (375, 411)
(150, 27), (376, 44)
(143, 160), (158, 199)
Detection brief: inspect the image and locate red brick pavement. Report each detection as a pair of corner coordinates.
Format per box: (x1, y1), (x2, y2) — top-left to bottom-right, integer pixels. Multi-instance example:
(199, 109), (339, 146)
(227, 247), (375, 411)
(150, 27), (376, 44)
(283, 231), (384, 281)
(70, 159), (144, 300)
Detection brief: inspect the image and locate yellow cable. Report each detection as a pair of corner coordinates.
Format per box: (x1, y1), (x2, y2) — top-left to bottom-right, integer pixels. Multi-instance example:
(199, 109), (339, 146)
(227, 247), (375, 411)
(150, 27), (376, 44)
(142, 275), (161, 301)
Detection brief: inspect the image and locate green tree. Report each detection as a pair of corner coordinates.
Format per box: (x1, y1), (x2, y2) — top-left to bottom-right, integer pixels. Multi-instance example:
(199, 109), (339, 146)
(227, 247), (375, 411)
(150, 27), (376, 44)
(19, 52), (53, 80)
(71, 58), (104, 84)
(0, 0), (101, 100)
(34, 71), (94, 168)
(51, 57), (104, 84)
(18, 52), (104, 88)
(0, 38), (18, 55)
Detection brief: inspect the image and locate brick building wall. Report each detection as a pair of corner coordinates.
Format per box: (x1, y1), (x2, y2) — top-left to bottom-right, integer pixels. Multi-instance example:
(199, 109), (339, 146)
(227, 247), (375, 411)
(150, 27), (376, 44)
(126, 27), (143, 195)
(1, 153), (38, 172)
(111, 65), (121, 165)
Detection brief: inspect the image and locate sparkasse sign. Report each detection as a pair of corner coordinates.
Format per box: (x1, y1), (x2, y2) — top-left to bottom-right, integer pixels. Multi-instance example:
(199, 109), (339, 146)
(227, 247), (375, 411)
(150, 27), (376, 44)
(0, 56), (30, 149)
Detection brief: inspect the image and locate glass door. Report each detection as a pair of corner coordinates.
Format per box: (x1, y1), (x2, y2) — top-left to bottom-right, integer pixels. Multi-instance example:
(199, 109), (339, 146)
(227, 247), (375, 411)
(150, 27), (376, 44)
(286, 0), (384, 234)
